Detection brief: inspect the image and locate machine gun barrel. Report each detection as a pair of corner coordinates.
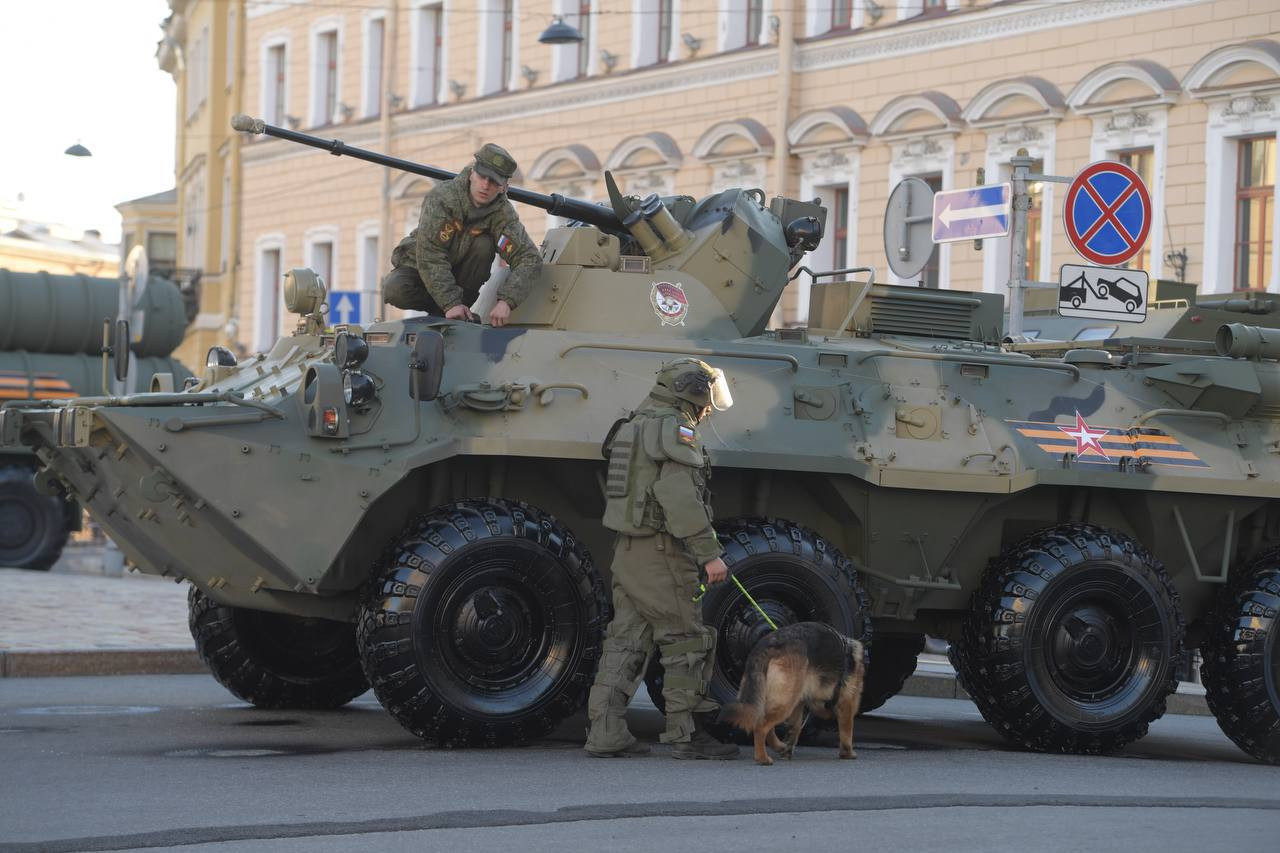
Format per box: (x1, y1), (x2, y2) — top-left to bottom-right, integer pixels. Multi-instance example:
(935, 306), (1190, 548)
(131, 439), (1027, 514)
(230, 114), (622, 233)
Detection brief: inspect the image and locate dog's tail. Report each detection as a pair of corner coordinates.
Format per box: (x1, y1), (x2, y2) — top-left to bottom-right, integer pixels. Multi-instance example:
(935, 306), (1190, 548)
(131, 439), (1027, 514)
(717, 651), (770, 731)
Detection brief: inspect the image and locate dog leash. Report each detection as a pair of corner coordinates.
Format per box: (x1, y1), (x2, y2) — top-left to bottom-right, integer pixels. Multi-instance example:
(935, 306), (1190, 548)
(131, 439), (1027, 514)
(694, 575), (778, 631)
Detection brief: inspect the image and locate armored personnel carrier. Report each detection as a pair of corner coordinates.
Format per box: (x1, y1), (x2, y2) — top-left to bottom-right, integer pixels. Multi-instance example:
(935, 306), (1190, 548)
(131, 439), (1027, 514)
(2, 118), (1276, 764)
(0, 270), (191, 569)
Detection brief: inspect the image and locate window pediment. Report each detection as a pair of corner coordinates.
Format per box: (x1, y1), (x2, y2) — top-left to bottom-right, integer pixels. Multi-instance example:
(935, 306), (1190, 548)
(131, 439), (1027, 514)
(605, 132), (682, 172)
(787, 106), (869, 152)
(963, 77), (1065, 128)
(870, 92), (963, 138)
(1067, 60), (1180, 114)
(530, 145), (601, 183)
(693, 118), (774, 161)
(1184, 40), (1280, 97)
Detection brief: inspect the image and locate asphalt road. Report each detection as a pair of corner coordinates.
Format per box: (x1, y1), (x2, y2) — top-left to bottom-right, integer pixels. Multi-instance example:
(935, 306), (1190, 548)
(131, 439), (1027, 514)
(1, 676), (1276, 852)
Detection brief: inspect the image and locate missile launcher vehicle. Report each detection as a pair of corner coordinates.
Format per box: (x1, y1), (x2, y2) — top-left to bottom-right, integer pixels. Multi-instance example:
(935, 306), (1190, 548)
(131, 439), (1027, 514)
(2, 117), (1277, 763)
(0, 270), (192, 569)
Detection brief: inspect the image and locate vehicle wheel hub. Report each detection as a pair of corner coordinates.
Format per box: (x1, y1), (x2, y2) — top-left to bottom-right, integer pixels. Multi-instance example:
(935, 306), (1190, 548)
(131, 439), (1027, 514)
(1047, 602), (1129, 696)
(451, 586), (533, 675)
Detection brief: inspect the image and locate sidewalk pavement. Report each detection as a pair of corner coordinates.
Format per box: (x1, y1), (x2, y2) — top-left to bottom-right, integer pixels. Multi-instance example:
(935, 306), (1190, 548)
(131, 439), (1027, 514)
(0, 544), (1211, 716)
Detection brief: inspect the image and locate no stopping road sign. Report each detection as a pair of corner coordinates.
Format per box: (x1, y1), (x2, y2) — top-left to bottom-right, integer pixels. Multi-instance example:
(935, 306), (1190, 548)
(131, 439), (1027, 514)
(1063, 161), (1151, 267)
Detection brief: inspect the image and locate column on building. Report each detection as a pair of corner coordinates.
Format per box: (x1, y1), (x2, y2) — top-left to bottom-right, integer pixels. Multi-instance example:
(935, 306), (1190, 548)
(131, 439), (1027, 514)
(870, 92), (964, 290)
(960, 78), (1064, 294)
(784, 107), (868, 327)
(1183, 40), (1280, 294)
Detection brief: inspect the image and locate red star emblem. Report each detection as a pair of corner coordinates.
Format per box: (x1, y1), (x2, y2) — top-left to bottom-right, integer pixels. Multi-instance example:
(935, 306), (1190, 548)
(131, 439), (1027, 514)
(1058, 411), (1110, 459)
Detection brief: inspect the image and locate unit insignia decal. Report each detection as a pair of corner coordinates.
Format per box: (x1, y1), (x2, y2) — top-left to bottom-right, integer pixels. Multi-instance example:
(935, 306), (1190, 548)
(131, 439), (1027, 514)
(650, 281), (689, 326)
(1006, 411), (1209, 468)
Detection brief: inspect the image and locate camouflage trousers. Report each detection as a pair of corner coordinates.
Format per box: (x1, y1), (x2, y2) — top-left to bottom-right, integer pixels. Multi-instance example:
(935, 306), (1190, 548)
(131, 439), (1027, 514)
(380, 233), (495, 313)
(585, 532), (718, 752)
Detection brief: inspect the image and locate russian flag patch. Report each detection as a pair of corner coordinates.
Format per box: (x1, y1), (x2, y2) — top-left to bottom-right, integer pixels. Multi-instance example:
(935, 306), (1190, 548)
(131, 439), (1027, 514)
(497, 234), (513, 256)
(677, 425), (696, 445)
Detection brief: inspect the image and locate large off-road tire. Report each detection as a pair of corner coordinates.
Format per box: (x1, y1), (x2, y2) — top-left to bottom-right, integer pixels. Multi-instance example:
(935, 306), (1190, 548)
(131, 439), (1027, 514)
(1200, 548), (1280, 764)
(645, 517), (871, 741)
(953, 524), (1184, 755)
(0, 463), (69, 571)
(188, 587), (369, 709)
(357, 498), (608, 747)
(858, 633), (926, 714)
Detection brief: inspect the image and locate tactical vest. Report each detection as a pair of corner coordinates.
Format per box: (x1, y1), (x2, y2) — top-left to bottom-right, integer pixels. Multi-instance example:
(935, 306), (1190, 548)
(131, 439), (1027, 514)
(602, 411), (712, 537)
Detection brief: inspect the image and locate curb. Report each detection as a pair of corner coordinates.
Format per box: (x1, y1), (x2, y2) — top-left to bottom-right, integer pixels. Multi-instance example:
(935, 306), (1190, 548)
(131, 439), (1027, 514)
(897, 669), (1211, 718)
(0, 648), (1213, 717)
(0, 649), (204, 678)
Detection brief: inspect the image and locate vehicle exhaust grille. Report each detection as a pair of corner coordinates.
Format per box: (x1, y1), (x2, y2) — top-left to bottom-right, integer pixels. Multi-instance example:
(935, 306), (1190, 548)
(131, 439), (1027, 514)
(870, 292), (978, 340)
(1247, 400), (1280, 420)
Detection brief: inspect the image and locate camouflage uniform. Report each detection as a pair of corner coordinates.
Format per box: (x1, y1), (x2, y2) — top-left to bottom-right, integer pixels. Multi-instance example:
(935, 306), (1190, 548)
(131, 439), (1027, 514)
(585, 359), (737, 760)
(382, 145), (541, 315)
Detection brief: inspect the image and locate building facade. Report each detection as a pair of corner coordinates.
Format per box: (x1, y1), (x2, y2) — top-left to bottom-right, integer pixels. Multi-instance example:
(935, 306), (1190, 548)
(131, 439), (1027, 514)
(159, 0), (247, 367)
(161, 0), (1280, 352)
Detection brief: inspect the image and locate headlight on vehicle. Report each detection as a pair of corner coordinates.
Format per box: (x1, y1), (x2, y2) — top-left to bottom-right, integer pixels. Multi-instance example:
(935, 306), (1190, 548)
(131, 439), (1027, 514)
(206, 346), (237, 368)
(334, 331), (369, 370)
(342, 371), (376, 408)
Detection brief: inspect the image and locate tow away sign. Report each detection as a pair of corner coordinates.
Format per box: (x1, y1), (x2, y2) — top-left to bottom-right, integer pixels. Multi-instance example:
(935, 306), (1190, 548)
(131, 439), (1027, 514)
(931, 184), (1011, 243)
(1058, 263), (1149, 322)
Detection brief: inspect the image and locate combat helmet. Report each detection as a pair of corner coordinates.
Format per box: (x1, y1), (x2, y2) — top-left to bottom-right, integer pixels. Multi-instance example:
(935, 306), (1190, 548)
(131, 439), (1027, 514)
(652, 358), (733, 418)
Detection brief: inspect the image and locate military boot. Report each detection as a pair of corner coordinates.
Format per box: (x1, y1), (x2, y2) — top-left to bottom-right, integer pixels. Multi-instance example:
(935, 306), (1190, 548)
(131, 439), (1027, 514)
(670, 729), (738, 760)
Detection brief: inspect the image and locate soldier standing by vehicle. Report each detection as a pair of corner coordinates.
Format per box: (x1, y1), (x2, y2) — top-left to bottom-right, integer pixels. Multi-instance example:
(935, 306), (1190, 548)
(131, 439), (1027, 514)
(585, 359), (739, 760)
(381, 143), (541, 327)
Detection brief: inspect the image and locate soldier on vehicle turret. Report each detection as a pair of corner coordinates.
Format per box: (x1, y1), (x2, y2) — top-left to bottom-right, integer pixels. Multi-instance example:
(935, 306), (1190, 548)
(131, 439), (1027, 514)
(585, 358), (739, 760)
(381, 143), (541, 327)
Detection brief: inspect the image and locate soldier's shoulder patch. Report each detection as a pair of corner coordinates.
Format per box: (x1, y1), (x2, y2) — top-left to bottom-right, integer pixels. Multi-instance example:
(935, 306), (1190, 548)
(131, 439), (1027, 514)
(497, 233), (516, 257)
(677, 425), (696, 445)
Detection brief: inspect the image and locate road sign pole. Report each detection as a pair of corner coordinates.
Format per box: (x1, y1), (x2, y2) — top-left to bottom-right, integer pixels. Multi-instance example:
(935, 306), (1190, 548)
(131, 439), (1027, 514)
(1007, 153), (1033, 337)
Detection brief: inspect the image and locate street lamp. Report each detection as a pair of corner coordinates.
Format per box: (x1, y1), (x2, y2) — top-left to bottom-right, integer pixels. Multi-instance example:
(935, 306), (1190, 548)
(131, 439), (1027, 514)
(64, 142), (92, 157)
(538, 16), (583, 45)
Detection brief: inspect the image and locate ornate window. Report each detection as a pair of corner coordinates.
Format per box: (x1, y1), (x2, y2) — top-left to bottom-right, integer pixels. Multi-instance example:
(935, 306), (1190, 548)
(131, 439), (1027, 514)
(1236, 136), (1276, 290)
(253, 234), (285, 350)
(961, 77), (1065, 293)
(693, 118), (774, 195)
(411, 2), (445, 107)
(634, 0), (679, 68)
(804, 1), (863, 36)
(872, 92), (964, 289)
(786, 106), (868, 323)
(605, 132), (683, 197)
(1184, 40), (1280, 293)
(1068, 60), (1180, 279)
(529, 145), (602, 230)
(720, 0), (768, 52)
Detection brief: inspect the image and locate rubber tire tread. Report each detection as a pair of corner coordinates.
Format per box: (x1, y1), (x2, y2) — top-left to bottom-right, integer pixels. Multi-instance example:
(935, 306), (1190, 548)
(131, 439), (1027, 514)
(1200, 549), (1280, 764)
(646, 517), (872, 743)
(953, 523), (1184, 755)
(0, 463), (69, 571)
(188, 587), (369, 709)
(357, 498), (608, 747)
(858, 633), (926, 715)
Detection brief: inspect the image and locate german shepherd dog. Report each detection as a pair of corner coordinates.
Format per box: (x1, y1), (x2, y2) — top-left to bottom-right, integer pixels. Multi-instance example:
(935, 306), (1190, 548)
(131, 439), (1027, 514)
(718, 622), (865, 766)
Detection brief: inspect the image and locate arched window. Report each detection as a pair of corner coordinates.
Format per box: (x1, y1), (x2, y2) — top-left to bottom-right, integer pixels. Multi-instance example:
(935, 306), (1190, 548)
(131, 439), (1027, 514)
(872, 92), (964, 289)
(1184, 40), (1280, 293)
(692, 118), (774, 194)
(604, 132), (683, 197)
(962, 77), (1065, 293)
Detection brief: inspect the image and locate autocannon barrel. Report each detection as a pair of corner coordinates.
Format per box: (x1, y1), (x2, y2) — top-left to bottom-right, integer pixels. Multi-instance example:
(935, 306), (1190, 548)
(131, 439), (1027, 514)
(1215, 322), (1280, 360)
(230, 114), (623, 233)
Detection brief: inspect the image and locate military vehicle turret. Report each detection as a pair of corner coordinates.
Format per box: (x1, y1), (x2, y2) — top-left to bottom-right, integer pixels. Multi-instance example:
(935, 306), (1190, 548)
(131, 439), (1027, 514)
(2, 118), (1276, 764)
(0, 270), (192, 570)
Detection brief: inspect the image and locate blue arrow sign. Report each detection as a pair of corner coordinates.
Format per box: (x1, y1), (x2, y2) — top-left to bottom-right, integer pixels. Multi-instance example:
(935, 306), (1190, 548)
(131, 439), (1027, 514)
(328, 291), (361, 325)
(931, 183), (1011, 243)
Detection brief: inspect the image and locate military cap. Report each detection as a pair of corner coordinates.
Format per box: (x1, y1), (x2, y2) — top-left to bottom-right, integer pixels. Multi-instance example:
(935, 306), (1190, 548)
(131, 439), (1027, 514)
(473, 143), (517, 184)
